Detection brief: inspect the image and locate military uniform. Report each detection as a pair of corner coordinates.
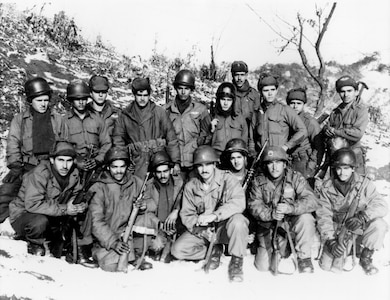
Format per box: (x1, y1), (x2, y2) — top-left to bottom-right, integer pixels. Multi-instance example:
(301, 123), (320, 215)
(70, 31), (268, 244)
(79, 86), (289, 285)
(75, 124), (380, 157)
(87, 100), (120, 137)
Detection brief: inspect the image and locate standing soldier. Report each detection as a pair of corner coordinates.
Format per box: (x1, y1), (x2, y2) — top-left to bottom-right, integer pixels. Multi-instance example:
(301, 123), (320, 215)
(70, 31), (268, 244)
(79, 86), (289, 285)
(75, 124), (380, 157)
(142, 150), (184, 262)
(0, 77), (68, 223)
(87, 75), (120, 137)
(253, 74), (307, 154)
(113, 77), (181, 179)
(286, 88), (325, 178)
(171, 145), (249, 282)
(248, 146), (318, 274)
(89, 147), (153, 271)
(230, 61), (260, 126)
(316, 148), (388, 275)
(323, 75), (369, 174)
(8, 141), (90, 261)
(65, 79), (111, 175)
(166, 70), (209, 180)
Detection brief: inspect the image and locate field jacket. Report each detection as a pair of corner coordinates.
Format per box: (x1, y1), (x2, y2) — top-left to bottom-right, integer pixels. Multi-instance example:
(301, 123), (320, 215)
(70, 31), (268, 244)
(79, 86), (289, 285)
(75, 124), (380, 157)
(6, 109), (68, 168)
(248, 168), (318, 223)
(234, 86), (261, 123)
(87, 100), (120, 137)
(328, 102), (368, 148)
(64, 110), (111, 163)
(180, 168), (245, 233)
(9, 161), (81, 224)
(89, 170), (143, 251)
(316, 173), (388, 241)
(252, 101), (307, 151)
(166, 98), (209, 167)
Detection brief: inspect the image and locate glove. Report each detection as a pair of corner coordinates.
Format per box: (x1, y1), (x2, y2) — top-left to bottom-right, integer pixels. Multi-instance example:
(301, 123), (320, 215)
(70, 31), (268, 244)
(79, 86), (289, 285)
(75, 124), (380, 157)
(325, 239), (346, 258)
(3, 167), (23, 183)
(345, 212), (367, 231)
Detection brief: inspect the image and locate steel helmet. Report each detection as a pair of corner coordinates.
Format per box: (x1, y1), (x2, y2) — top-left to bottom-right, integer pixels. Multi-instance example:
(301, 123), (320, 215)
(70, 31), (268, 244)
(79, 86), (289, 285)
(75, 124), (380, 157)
(24, 77), (52, 102)
(105, 146), (130, 165)
(261, 146), (288, 163)
(331, 148), (356, 168)
(257, 74), (279, 91)
(173, 70), (195, 90)
(224, 138), (248, 156)
(150, 150), (173, 170)
(193, 145), (219, 165)
(67, 80), (90, 100)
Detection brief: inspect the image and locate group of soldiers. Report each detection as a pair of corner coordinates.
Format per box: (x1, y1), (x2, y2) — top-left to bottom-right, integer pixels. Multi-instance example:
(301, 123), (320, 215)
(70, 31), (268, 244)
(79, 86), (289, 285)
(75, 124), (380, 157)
(0, 60), (387, 282)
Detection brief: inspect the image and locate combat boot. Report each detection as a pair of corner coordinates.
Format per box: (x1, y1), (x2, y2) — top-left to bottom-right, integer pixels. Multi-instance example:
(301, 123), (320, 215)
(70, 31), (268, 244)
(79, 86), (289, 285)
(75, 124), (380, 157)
(359, 248), (378, 275)
(27, 242), (45, 256)
(228, 255), (243, 282)
(77, 245), (98, 268)
(209, 244), (223, 270)
(298, 258), (314, 273)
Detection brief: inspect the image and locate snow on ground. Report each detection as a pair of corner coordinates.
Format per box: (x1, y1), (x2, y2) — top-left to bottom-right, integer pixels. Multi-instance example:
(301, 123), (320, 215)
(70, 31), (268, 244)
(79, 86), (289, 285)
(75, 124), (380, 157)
(0, 127), (389, 300)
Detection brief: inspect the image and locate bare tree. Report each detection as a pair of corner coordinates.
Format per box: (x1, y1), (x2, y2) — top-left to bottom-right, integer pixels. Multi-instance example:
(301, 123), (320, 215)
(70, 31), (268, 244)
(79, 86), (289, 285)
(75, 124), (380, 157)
(247, 2), (337, 115)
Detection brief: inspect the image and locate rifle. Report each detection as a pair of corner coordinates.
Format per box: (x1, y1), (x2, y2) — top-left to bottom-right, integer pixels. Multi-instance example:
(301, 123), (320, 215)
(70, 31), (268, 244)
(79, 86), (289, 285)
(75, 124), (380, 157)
(117, 172), (150, 273)
(242, 139), (269, 190)
(201, 179), (227, 273)
(331, 175), (369, 272)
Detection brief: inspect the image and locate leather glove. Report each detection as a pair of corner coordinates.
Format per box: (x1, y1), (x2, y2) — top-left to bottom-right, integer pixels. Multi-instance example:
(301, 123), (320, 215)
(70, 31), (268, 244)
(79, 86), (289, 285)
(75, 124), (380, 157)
(112, 240), (130, 255)
(345, 212), (367, 231)
(3, 167), (23, 183)
(325, 239), (346, 258)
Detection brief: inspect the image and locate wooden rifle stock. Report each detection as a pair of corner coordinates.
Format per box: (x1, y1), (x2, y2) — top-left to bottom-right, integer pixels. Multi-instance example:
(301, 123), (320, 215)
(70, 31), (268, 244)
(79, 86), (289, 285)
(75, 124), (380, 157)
(242, 139), (269, 190)
(117, 172), (150, 273)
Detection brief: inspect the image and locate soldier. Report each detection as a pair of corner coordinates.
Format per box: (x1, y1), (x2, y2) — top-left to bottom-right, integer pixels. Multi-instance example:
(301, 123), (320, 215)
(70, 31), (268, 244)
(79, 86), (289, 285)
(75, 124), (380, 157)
(316, 148), (388, 275)
(200, 82), (252, 157)
(253, 74), (307, 154)
(166, 70), (209, 180)
(323, 75), (369, 174)
(89, 147), (153, 272)
(248, 146), (318, 274)
(65, 80), (111, 176)
(87, 75), (120, 137)
(171, 145), (249, 282)
(0, 77), (68, 223)
(142, 150), (185, 262)
(113, 77), (181, 178)
(286, 88), (325, 178)
(220, 138), (249, 185)
(230, 61), (260, 125)
(8, 141), (91, 262)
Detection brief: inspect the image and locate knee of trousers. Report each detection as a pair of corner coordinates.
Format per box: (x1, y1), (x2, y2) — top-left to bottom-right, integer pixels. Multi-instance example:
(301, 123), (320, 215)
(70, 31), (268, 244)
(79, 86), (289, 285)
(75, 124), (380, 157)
(226, 214), (249, 236)
(291, 214), (315, 233)
(362, 218), (388, 245)
(27, 214), (50, 235)
(254, 246), (271, 271)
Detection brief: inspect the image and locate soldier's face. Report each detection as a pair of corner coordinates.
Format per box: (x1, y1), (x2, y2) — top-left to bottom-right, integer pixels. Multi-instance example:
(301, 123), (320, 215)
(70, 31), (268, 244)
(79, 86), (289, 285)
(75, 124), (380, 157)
(261, 86), (277, 103)
(176, 85), (192, 101)
(230, 152), (246, 172)
(50, 156), (74, 177)
(233, 72), (247, 88)
(196, 162), (216, 182)
(135, 90), (150, 107)
(154, 164), (171, 184)
(266, 160), (286, 179)
(339, 86), (358, 105)
(335, 165), (354, 182)
(90, 90), (108, 106)
(31, 95), (50, 113)
(72, 98), (88, 113)
(109, 160), (128, 182)
(289, 100), (305, 114)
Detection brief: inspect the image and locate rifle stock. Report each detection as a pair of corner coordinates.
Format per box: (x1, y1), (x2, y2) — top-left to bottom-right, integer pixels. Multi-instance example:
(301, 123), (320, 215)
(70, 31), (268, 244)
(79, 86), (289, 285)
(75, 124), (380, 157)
(242, 139), (269, 190)
(117, 172), (150, 273)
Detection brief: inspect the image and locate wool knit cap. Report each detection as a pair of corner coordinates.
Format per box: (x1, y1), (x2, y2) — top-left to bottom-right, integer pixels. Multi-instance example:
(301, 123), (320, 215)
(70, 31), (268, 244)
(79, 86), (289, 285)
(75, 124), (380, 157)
(286, 88), (307, 104)
(335, 75), (358, 92)
(257, 75), (279, 91)
(50, 141), (77, 158)
(231, 61), (248, 73)
(132, 77), (151, 94)
(89, 75), (109, 92)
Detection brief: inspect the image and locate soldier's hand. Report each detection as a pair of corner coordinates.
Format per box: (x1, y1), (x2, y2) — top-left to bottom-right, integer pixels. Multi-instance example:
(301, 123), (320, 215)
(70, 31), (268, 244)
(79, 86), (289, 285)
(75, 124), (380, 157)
(75, 157), (89, 171)
(197, 213), (217, 226)
(172, 163), (181, 176)
(74, 202), (87, 213)
(3, 167), (23, 183)
(84, 158), (97, 170)
(199, 227), (214, 242)
(345, 213), (366, 231)
(134, 198), (146, 210)
(276, 203), (293, 215)
(164, 209), (178, 232)
(66, 202), (80, 216)
(210, 118), (219, 133)
(272, 210), (284, 221)
(324, 125), (335, 138)
(326, 239), (346, 258)
(112, 240), (130, 255)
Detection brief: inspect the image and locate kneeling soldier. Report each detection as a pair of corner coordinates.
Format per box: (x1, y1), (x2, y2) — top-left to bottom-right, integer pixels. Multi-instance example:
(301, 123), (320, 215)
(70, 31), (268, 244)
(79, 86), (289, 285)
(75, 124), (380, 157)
(316, 148), (388, 275)
(171, 145), (249, 282)
(248, 146), (318, 274)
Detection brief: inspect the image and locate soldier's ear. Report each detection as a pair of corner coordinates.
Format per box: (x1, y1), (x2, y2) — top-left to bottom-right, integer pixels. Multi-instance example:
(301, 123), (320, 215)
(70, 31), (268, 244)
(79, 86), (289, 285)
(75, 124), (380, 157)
(49, 157), (54, 164)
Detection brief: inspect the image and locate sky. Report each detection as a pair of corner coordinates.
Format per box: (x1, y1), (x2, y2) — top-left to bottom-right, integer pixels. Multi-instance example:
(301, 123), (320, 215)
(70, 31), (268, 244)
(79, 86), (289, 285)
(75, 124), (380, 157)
(8, 0), (390, 69)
